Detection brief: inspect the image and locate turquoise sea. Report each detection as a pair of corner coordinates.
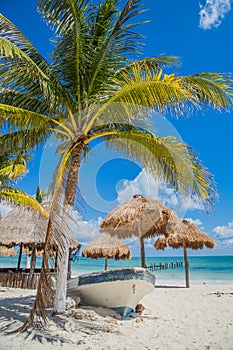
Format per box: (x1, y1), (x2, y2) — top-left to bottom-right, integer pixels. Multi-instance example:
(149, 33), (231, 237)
(1, 255), (232, 285)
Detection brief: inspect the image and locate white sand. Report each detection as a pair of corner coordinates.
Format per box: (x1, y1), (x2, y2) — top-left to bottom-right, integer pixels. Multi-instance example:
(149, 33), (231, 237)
(0, 284), (232, 350)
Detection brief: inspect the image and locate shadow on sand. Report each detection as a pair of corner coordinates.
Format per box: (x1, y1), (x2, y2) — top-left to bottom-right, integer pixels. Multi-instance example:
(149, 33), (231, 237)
(0, 292), (123, 345)
(155, 285), (186, 289)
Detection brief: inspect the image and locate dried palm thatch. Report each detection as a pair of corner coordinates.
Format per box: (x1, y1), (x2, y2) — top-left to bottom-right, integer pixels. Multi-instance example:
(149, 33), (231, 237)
(100, 194), (179, 239)
(0, 207), (47, 248)
(154, 219), (215, 250)
(154, 219), (215, 287)
(100, 194), (180, 268)
(0, 206), (80, 251)
(0, 245), (16, 256)
(82, 234), (131, 270)
(0, 206), (80, 289)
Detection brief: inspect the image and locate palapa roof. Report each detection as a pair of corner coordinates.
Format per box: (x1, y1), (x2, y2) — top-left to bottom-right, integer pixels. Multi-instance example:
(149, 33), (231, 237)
(0, 207), (47, 248)
(82, 234), (131, 260)
(100, 194), (179, 239)
(154, 219), (215, 250)
(0, 207), (80, 250)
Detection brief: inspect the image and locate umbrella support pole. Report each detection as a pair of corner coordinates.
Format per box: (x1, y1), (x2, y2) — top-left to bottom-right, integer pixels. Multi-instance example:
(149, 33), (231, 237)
(183, 246), (190, 288)
(104, 256), (109, 271)
(17, 243), (23, 271)
(139, 236), (146, 268)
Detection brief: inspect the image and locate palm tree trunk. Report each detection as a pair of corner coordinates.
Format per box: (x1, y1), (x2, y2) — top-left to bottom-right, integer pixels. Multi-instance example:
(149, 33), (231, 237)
(54, 143), (83, 314)
(183, 246), (190, 288)
(139, 236), (146, 268)
(64, 146), (83, 206)
(54, 245), (70, 313)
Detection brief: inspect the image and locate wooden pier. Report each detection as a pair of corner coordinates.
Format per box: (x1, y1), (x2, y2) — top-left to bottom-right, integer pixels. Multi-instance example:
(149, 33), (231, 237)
(146, 261), (183, 272)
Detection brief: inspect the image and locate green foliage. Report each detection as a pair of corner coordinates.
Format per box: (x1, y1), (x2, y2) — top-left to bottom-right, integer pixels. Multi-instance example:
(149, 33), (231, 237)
(1, 0), (232, 210)
(0, 186), (48, 217)
(0, 155), (48, 216)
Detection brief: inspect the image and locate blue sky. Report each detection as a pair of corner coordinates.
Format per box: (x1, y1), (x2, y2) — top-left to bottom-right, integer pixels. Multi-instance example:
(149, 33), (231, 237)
(1, 0), (233, 256)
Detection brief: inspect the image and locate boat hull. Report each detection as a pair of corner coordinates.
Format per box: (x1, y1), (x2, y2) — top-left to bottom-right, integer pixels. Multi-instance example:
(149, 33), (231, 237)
(67, 268), (155, 317)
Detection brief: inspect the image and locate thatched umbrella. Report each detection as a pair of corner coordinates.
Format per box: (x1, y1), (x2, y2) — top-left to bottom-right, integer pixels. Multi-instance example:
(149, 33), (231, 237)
(0, 207), (80, 273)
(100, 194), (179, 268)
(82, 234), (131, 270)
(154, 219), (215, 287)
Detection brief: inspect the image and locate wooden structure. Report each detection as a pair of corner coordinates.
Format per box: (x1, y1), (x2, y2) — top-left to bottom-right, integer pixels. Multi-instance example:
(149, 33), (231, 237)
(100, 194), (179, 268)
(0, 267), (55, 289)
(82, 234), (131, 270)
(0, 207), (80, 288)
(154, 219), (215, 287)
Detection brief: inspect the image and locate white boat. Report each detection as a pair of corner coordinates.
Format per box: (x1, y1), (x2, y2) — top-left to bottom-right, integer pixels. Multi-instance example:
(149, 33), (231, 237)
(67, 267), (155, 317)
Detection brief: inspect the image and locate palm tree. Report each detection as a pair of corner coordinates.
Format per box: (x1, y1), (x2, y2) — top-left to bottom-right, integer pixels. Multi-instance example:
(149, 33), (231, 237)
(1, 0), (232, 206)
(0, 0), (232, 322)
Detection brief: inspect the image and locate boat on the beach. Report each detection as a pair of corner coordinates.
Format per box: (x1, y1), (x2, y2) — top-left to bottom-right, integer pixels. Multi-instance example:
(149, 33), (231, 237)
(67, 267), (155, 317)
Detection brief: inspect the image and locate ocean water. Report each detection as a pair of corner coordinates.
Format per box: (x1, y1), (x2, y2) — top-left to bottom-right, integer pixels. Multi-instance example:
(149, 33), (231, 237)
(1, 254), (232, 285)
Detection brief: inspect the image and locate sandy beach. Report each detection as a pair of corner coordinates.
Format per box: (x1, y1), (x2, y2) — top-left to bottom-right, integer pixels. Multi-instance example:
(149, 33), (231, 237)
(0, 284), (232, 350)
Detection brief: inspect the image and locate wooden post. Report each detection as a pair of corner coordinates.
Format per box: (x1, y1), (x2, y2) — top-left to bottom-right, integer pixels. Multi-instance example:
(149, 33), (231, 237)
(183, 246), (190, 288)
(29, 244), (37, 288)
(55, 251), (58, 271)
(105, 256), (109, 271)
(139, 236), (146, 268)
(138, 221), (146, 268)
(17, 242), (23, 271)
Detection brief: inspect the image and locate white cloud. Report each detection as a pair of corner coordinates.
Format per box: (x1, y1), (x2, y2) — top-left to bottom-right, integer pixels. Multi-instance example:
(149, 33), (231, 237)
(199, 0), (232, 30)
(117, 169), (204, 216)
(212, 221), (233, 248)
(213, 221), (233, 238)
(184, 218), (204, 228)
(74, 217), (102, 244)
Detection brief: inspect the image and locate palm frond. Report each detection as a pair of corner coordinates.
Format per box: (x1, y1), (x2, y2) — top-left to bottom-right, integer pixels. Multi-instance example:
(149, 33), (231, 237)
(180, 73), (233, 110)
(0, 104), (51, 130)
(49, 1), (90, 111)
(0, 187), (49, 217)
(38, 0), (89, 34)
(86, 0), (147, 100)
(0, 164), (27, 179)
(0, 14), (72, 108)
(116, 56), (181, 75)
(0, 87), (55, 115)
(84, 70), (193, 132)
(0, 129), (51, 156)
(86, 125), (216, 211)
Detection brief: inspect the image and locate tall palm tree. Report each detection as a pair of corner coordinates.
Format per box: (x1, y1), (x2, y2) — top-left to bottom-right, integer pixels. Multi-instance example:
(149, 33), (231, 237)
(0, 0), (232, 324)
